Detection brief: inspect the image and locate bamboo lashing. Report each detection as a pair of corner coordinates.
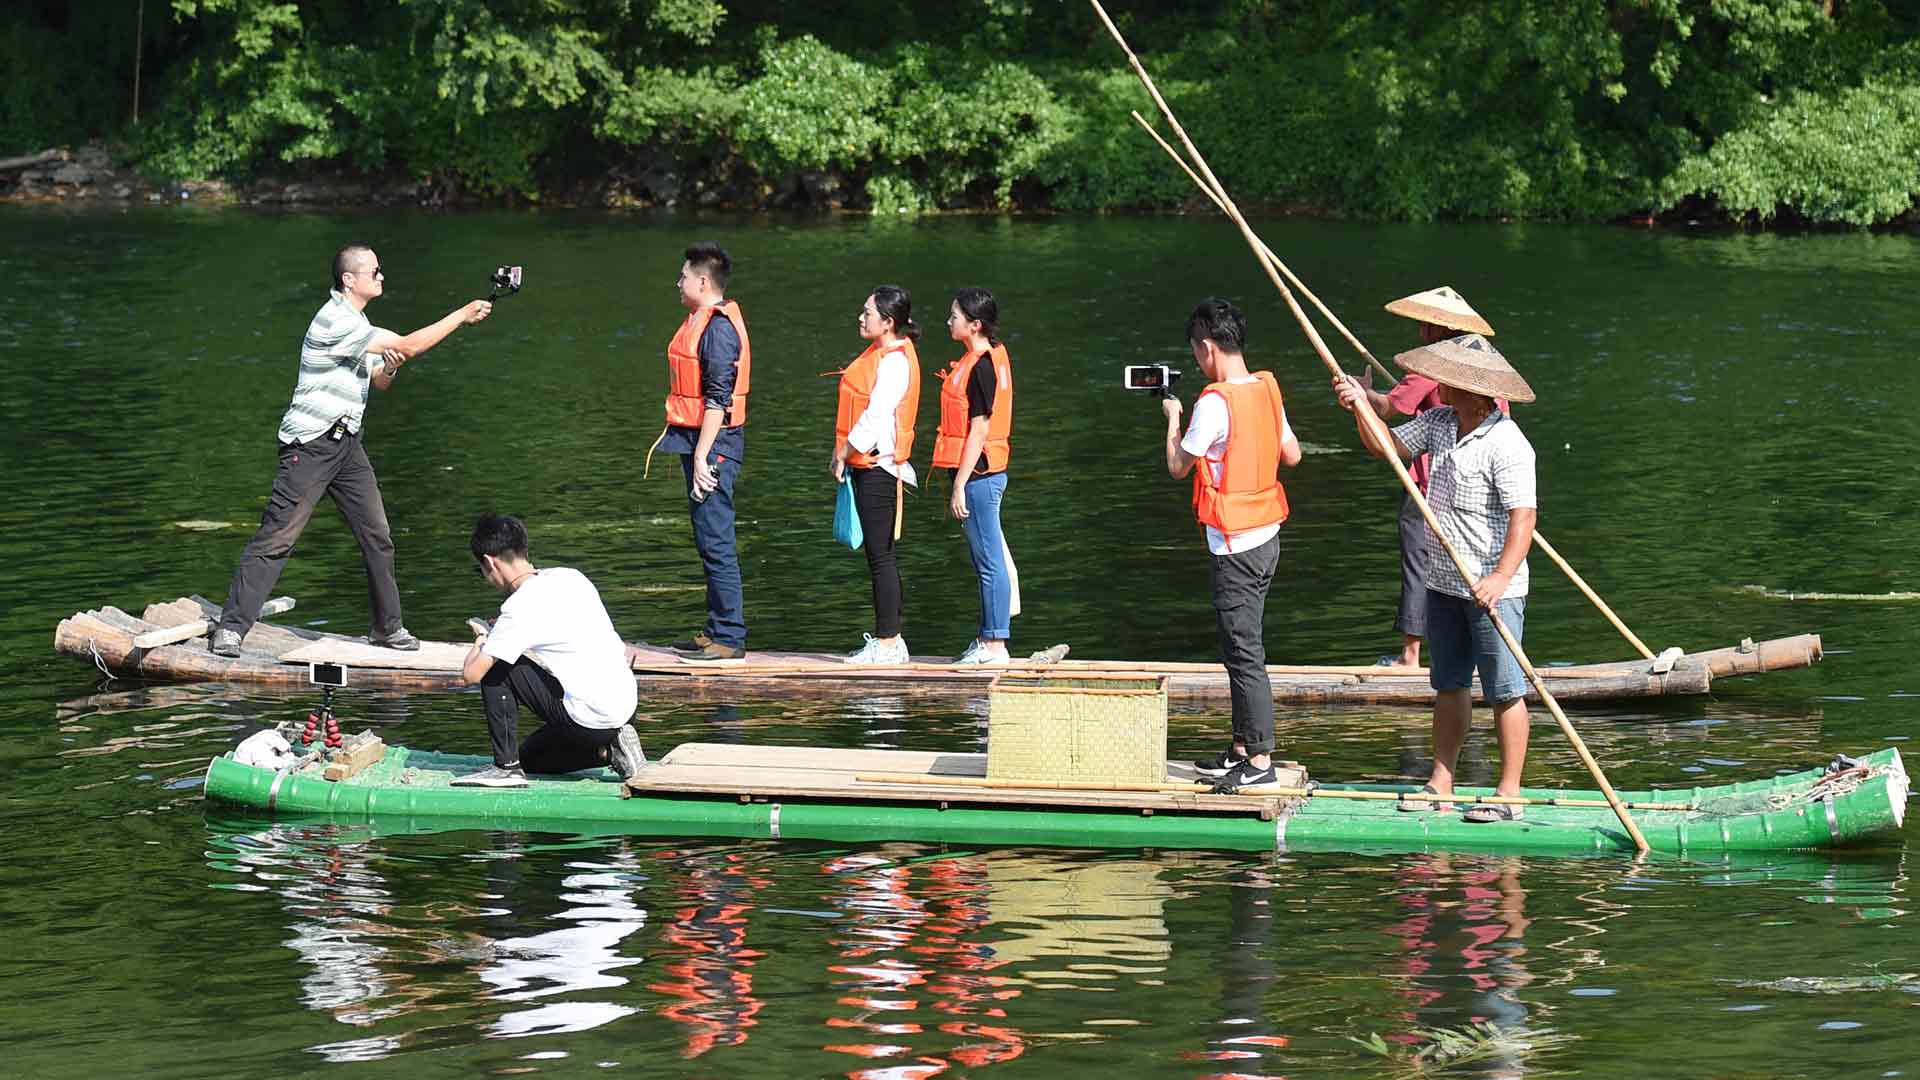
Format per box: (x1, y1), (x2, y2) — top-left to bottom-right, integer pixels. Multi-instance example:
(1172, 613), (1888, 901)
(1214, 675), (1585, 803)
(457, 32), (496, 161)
(1131, 110), (1659, 664)
(1088, 0), (1650, 852)
(853, 771), (1694, 812)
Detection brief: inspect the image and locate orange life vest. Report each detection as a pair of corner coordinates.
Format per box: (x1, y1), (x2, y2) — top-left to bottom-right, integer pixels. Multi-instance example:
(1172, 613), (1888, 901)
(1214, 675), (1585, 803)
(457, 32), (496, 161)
(664, 300), (751, 428)
(834, 338), (921, 469)
(931, 343), (1013, 471)
(1192, 371), (1291, 534)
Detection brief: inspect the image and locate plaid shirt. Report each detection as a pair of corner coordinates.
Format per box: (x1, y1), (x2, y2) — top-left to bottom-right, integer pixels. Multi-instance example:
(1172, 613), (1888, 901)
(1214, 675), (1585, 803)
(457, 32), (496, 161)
(1392, 407), (1537, 599)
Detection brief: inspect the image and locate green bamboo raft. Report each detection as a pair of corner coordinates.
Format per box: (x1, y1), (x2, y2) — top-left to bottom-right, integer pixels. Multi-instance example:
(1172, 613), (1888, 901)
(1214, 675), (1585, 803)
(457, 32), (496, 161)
(202, 741), (1909, 857)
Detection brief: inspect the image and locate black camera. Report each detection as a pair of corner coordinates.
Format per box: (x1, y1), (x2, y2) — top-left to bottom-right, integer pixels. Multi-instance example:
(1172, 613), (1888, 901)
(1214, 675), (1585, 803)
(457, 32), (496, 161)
(489, 265), (523, 300)
(1123, 364), (1182, 398)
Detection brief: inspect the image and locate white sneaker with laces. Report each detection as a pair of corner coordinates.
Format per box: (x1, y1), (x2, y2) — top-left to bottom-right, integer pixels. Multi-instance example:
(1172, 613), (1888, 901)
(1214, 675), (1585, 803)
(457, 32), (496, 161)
(953, 641), (1008, 666)
(845, 634), (910, 665)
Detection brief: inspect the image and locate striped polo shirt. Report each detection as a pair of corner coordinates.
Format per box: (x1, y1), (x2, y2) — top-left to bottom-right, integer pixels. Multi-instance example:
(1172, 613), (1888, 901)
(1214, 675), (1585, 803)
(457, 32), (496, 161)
(277, 290), (378, 444)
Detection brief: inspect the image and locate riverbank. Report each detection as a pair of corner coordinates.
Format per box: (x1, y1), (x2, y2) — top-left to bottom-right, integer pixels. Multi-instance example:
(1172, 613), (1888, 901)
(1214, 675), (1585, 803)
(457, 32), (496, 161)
(7, 141), (1917, 232)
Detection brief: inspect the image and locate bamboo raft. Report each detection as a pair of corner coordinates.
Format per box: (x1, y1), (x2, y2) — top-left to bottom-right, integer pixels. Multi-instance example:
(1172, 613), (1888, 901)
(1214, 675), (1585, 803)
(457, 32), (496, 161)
(57, 596), (1822, 706)
(202, 740), (1908, 856)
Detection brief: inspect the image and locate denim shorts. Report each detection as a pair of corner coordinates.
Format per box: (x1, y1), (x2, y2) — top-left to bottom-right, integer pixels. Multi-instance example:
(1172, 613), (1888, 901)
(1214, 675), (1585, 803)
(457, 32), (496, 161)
(1425, 589), (1528, 703)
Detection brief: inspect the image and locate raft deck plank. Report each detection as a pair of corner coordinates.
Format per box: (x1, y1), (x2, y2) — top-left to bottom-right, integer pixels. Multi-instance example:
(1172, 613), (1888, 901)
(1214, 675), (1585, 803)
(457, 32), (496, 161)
(54, 595), (1823, 705)
(624, 743), (1306, 816)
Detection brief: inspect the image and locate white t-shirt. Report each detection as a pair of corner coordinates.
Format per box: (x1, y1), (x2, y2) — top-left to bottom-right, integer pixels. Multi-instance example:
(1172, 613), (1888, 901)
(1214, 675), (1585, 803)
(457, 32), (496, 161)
(481, 567), (637, 729)
(1180, 376), (1295, 556)
(845, 346), (919, 487)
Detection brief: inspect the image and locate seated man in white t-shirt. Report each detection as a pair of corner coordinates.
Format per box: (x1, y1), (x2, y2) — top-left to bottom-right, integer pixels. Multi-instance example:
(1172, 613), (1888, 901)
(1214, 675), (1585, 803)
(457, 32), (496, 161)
(451, 513), (645, 788)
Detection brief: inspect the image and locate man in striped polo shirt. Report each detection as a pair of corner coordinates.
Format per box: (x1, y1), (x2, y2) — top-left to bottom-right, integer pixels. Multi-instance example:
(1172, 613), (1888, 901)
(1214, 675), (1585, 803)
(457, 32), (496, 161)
(211, 244), (493, 657)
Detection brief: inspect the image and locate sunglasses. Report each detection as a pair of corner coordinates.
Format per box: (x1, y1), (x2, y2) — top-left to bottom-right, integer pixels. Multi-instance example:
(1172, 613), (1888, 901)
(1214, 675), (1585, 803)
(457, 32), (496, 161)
(352, 266), (384, 279)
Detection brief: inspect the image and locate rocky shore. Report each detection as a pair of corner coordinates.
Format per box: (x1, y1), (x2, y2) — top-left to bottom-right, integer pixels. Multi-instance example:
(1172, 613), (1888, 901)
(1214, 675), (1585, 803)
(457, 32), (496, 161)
(0, 141), (865, 212)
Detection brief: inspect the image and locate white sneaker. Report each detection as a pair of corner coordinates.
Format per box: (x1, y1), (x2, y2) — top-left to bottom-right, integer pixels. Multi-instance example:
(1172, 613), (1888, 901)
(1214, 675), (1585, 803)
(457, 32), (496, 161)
(845, 634), (910, 665)
(953, 641), (1008, 665)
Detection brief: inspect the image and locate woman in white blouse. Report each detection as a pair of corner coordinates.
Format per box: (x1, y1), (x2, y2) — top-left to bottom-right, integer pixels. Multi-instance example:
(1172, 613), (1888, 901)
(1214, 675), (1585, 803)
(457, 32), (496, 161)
(830, 286), (923, 664)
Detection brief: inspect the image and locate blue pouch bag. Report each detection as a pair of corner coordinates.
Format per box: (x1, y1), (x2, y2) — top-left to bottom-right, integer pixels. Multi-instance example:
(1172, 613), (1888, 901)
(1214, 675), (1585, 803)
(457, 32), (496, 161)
(833, 476), (864, 549)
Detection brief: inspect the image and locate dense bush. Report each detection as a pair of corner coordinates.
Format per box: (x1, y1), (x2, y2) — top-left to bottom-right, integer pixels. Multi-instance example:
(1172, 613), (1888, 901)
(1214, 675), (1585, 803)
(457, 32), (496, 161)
(5, 0), (1919, 225)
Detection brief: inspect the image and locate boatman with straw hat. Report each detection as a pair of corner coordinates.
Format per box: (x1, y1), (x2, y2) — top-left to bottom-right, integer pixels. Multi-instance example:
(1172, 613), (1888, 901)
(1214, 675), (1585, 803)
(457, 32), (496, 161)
(1333, 334), (1538, 823)
(1352, 286), (1500, 670)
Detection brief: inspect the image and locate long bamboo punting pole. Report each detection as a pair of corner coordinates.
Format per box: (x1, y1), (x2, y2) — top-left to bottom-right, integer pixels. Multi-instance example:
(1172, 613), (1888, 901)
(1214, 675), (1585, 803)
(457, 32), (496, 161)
(1131, 110), (1658, 664)
(1088, 0), (1649, 852)
(1530, 534), (1655, 659)
(854, 772), (1693, 812)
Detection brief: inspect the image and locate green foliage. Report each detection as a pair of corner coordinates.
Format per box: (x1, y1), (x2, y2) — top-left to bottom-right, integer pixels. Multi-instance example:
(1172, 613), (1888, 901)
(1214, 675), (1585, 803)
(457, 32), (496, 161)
(735, 35), (888, 172)
(17, 0), (1920, 224)
(1662, 80), (1920, 225)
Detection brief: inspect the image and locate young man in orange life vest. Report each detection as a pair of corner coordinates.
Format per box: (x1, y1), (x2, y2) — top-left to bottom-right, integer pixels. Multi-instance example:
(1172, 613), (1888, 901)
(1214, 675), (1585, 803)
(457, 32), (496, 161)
(659, 242), (751, 661)
(1162, 298), (1303, 792)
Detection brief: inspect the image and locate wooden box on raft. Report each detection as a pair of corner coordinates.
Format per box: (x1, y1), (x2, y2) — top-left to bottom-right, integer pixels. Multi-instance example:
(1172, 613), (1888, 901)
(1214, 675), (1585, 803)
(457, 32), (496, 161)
(986, 674), (1170, 784)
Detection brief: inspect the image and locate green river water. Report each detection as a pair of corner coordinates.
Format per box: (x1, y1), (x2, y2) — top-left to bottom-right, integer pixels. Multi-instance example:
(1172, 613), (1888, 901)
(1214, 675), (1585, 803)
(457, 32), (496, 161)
(2, 207), (1917, 1078)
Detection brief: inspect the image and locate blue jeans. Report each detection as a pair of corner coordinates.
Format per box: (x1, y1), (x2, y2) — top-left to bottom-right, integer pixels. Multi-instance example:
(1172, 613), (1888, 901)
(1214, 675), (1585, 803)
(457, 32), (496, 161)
(1426, 590), (1527, 703)
(960, 472), (1012, 639)
(682, 453), (746, 648)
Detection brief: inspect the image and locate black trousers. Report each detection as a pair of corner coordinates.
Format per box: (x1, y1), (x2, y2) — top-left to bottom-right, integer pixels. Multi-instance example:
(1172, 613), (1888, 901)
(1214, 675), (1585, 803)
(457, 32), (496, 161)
(1209, 533), (1280, 755)
(850, 465), (904, 637)
(219, 429), (401, 639)
(481, 656), (621, 772)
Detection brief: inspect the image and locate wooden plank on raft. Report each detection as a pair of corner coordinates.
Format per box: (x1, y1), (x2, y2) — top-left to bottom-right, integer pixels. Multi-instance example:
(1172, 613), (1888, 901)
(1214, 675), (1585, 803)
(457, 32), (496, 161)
(132, 596), (295, 649)
(281, 638), (468, 671)
(630, 742), (1306, 815)
(323, 734), (387, 782)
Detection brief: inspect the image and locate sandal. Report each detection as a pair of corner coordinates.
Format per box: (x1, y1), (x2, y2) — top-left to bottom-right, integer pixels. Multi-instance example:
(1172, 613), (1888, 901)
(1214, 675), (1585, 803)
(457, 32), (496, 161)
(1396, 784), (1456, 813)
(1461, 802), (1525, 823)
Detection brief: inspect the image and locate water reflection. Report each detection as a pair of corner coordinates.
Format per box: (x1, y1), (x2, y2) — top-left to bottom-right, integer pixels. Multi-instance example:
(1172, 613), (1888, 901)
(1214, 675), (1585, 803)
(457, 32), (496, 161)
(1385, 855), (1538, 1076)
(646, 847), (768, 1058)
(205, 824), (650, 1062)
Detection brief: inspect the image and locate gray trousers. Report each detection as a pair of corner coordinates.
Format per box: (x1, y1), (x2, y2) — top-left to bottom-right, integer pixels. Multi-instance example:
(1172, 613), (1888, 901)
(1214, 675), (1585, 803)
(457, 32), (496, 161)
(1395, 491), (1431, 638)
(1209, 533), (1280, 755)
(219, 428), (401, 639)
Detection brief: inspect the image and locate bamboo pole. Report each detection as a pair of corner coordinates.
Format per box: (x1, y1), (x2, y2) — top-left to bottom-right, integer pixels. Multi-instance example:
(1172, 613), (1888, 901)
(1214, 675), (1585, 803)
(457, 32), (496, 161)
(1132, 110), (1659, 664)
(1131, 112), (1398, 386)
(853, 771), (1693, 812)
(1531, 534), (1655, 659)
(1087, 0), (1650, 852)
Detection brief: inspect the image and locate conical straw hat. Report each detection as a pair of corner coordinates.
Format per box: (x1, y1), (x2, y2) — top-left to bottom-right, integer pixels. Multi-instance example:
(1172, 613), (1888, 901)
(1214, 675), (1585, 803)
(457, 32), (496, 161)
(1384, 285), (1495, 337)
(1393, 333), (1535, 403)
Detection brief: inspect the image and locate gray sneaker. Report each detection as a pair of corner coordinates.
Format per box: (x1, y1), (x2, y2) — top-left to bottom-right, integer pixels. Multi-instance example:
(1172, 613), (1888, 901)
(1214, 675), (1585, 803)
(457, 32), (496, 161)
(209, 628), (243, 657)
(609, 724), (647, 779)
(370, 626), (421, 651)
(451, 763), (527, 788)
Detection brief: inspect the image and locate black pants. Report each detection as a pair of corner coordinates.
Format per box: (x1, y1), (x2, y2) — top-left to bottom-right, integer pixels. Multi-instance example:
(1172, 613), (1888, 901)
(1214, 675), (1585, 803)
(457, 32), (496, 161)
(1210, 533), (1280, 755)
(850, 466), (903, 637)
(219, 429), (400, 639)
(481, 656), (621, 772)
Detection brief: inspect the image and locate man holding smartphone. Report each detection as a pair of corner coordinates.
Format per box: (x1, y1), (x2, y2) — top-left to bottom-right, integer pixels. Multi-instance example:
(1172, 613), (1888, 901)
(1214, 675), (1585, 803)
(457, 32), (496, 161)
(454, 513), (645, 788)
(1162, 298), (1302, 792)
(211, 243), (492, 658)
